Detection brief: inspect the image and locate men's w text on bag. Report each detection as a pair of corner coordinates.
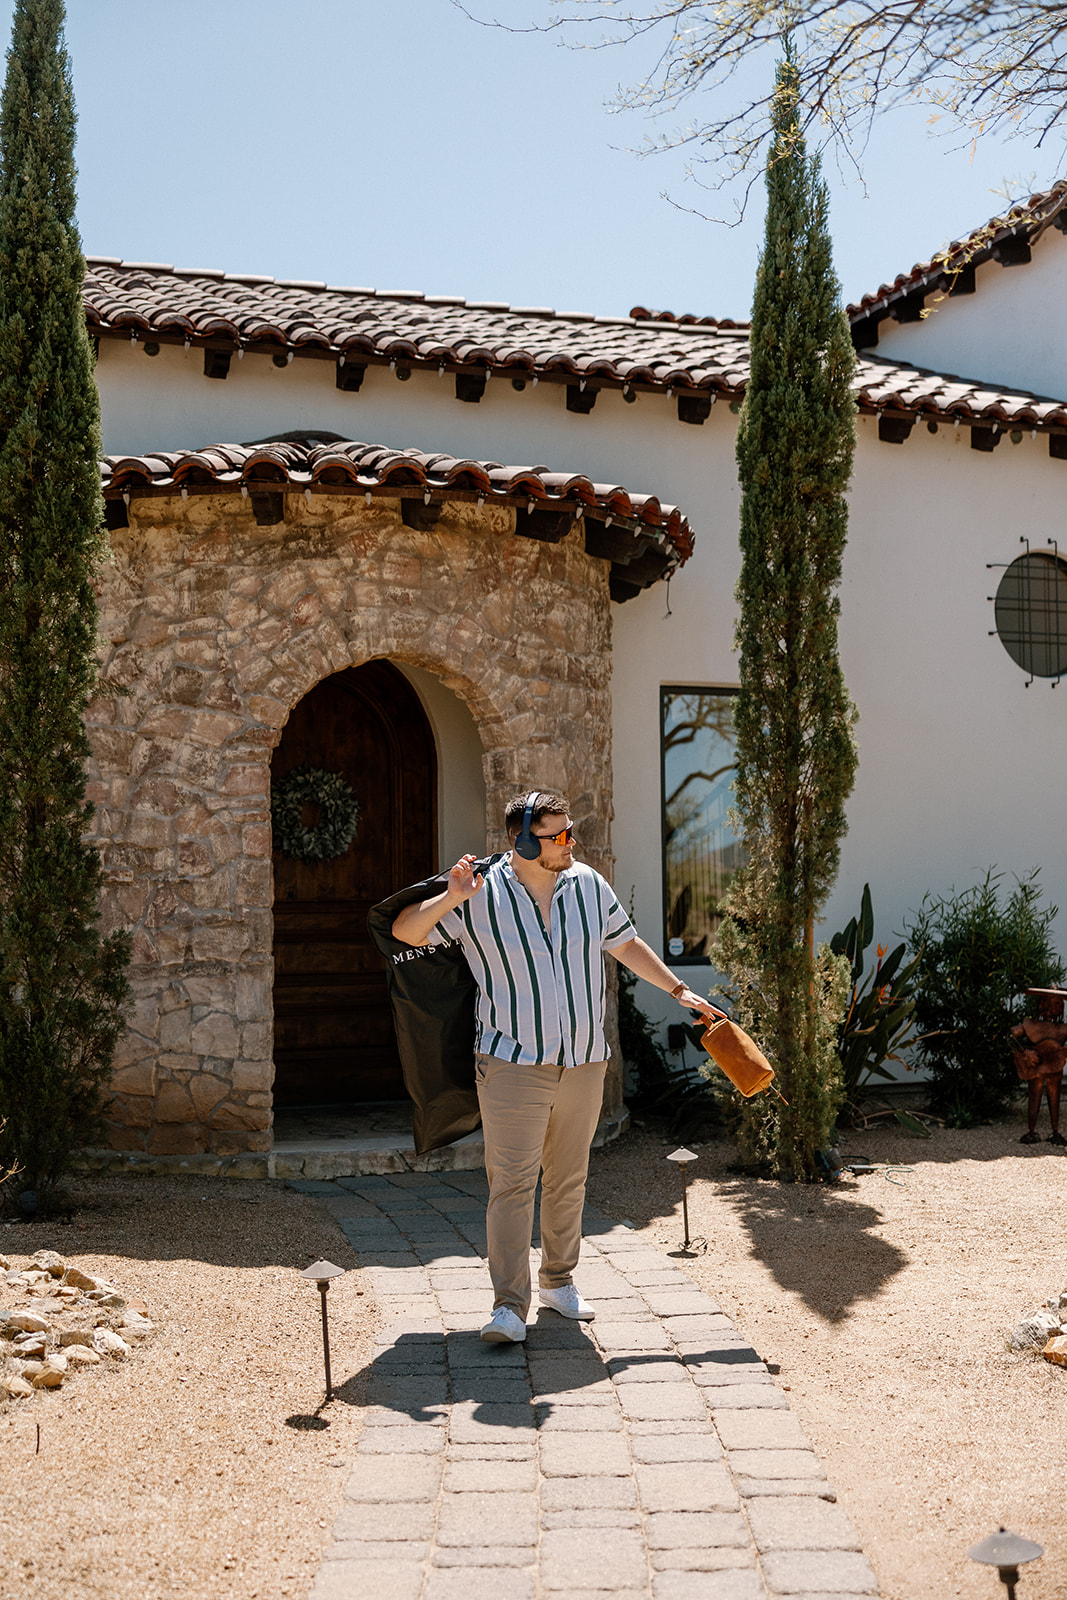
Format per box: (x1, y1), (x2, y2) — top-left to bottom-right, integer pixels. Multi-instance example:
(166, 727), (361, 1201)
(367, 856), (504, 1155)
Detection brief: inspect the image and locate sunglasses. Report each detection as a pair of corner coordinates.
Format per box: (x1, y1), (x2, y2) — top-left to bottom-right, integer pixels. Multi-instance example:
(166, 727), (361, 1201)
(533, 825), (576, 846)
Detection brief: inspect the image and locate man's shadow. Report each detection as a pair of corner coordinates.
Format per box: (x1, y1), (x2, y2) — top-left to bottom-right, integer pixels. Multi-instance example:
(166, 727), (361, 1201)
(290, 1313), (647, 1430)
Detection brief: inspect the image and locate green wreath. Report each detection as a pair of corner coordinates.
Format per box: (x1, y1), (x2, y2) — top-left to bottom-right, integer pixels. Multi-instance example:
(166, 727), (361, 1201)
(271, 765), (362, 864)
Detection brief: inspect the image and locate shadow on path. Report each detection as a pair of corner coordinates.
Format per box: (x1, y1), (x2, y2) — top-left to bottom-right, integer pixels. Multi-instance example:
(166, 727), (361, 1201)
(323, 1314), (616, 1427)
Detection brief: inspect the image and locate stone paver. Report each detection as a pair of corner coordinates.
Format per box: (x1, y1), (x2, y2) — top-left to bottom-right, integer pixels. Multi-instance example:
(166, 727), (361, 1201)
(307, 1176), (882, 1600)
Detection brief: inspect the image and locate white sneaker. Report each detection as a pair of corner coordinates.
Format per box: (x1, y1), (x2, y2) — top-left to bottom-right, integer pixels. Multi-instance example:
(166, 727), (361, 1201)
(539, 1284), (595, 1321)
(480, 1305), (527, 1343)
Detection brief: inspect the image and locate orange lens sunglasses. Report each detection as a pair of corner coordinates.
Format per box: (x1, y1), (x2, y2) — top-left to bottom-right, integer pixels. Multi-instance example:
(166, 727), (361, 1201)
(533, 825), (576, 846)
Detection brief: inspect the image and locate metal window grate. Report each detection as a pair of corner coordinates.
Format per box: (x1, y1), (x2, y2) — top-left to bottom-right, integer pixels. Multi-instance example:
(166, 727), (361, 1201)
(991, 543), (1067, 684)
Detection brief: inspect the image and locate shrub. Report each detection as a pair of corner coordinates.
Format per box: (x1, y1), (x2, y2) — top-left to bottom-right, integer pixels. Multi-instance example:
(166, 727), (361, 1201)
(904, 870), (1064, 1123)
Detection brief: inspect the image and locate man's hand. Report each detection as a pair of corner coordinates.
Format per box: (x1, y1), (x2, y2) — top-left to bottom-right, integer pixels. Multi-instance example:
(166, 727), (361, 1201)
(392, 854), (483, 946)
(674, 985), (727, 1023)
(448, 854), (484, 903)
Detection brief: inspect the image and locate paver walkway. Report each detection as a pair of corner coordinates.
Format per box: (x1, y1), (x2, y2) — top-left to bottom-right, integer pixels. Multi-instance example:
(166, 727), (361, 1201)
(300, 1170), (881, 1600)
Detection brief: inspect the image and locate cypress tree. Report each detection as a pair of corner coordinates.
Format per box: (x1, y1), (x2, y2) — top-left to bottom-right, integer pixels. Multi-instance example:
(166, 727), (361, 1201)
(0, 0), (129, 1202)
(714, 53), (857, 1181)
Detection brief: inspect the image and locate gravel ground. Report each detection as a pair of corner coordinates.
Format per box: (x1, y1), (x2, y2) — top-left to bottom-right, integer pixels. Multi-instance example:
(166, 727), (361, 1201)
(0, 1176), (375, 1600)
(1, 1114), (1061, 1600)
(586, 1108), (1067, 1600)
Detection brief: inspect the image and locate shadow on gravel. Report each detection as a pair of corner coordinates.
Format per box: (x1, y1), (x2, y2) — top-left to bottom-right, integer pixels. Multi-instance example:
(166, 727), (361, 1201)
(714, 1178), (909, 1322)
(20, 1174), (354, 1272)
(587, 1128), (910, 1322)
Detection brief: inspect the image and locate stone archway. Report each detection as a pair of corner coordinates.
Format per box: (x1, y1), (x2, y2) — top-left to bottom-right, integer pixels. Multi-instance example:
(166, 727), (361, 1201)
(88, 491), (616, 1156)
(271, 659), (437, 1106)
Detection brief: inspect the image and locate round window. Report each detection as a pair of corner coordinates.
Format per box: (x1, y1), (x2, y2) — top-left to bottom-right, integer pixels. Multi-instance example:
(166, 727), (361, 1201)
(994, 550), (1067, 679)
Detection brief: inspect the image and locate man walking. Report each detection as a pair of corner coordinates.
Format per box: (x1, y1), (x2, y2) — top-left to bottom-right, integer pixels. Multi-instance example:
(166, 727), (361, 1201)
(391, 791), (720, 1343)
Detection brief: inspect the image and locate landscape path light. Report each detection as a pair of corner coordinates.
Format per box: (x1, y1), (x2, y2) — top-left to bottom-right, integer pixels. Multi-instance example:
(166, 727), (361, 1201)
(301, 1259), (345, 1403)
(968, 1527), (1044, 1599)
(666, 1147), (705, 1253)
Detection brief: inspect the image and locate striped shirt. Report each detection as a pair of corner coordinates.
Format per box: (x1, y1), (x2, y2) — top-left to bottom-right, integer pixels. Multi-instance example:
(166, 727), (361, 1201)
(427, 858), (637, 1068)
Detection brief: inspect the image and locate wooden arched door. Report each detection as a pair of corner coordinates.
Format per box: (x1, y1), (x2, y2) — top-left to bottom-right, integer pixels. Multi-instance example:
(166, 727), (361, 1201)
(271, 660), (437, 1105)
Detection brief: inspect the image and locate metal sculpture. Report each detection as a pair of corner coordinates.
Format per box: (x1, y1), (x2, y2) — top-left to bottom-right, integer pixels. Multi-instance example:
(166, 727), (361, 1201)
(1011, 987), (1067, 1145)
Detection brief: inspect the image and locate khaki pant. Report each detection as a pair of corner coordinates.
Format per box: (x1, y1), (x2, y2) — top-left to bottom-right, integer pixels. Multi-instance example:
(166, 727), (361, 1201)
(475, 1052), (607, 1318)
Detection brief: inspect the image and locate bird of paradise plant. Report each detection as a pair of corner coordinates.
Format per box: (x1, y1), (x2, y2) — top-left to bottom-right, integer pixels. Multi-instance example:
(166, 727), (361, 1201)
(830, 885), (923, 1110)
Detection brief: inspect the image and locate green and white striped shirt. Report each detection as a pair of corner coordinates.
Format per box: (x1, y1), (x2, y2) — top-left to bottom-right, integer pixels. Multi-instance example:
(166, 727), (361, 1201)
(428, 858), (637, 1068)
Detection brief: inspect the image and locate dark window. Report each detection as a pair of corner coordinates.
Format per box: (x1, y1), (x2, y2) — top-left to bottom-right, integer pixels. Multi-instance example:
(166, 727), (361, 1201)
(660, 687), (747, 963)
(994, 550), (1067, 681)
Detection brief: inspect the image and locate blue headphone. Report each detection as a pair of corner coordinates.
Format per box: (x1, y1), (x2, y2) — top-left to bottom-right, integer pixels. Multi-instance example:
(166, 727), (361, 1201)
(513, 791), (544, 860)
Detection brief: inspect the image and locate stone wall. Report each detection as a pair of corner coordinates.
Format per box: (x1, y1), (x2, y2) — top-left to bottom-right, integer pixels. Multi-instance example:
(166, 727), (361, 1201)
(88, 493), (619, 1155)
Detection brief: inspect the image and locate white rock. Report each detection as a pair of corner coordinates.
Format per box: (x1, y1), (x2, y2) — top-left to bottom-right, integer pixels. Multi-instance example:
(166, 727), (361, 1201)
(16, 1360), (44, 1378)
(93, 1328), (130, 1358)
(61, 1267), (97, 1291)
(120, 1315), (154, 1339)
(31, 1250), (66, 1277)
(64, 1345), (101, 1366)
(41, 1353), (67, 1374)
(13, 1335), (46, 1357)
(1, 1374), (32, 1398)
(1010, 1311), (1062, 1350)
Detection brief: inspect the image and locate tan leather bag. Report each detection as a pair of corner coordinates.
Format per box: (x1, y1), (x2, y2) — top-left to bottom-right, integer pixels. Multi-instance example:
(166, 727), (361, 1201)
(701, 1017), (778, 1099)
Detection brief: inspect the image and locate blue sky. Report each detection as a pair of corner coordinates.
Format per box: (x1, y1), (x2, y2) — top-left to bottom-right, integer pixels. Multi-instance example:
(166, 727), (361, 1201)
(37, 0), (1067, 321)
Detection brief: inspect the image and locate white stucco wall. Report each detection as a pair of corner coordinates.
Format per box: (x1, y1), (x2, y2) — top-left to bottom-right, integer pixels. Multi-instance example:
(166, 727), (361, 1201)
(873, 225), (1067, 401)
(832, 416), (1066, 947)
(96, 335), (1067, 1045)
(393, 660), (488, 867)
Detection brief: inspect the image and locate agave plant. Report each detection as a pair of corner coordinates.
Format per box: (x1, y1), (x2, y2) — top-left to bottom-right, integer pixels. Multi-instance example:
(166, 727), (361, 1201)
(830, 884), (922, 1108)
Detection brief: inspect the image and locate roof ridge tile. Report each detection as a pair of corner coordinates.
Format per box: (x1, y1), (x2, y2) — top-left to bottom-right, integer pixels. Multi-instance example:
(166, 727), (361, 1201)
(848, 176), (1067, 324)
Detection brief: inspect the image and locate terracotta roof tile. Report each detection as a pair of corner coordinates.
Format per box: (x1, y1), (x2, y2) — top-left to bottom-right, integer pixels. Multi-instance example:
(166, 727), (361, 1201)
(84, 259), (750, 395)
(629, 305), (745, 329)
(83, 259), (1067, 436)
(99, 433), (693, 593)
(854, 353), (1067, 428)
(618, 183), (1067, 336)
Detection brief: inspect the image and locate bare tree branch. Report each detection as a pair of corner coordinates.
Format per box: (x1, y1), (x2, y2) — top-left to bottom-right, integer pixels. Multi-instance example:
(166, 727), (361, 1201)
(458, 0), (1067, 199)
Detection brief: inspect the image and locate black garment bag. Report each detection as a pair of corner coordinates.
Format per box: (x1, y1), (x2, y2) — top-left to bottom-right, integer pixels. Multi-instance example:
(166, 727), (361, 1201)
(367, 856), (502, 1155)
